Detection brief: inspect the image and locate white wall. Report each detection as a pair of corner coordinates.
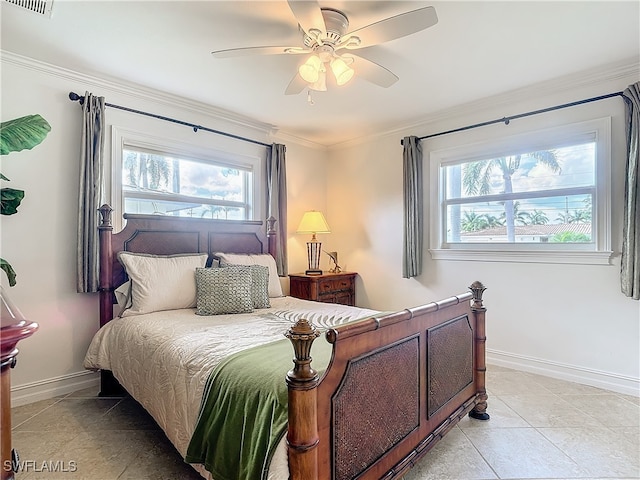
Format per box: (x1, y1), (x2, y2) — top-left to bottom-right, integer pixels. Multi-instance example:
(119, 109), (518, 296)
(326, 61), (640, 395)
(278, 140), (331, 279)
(1, 53), (329, 405)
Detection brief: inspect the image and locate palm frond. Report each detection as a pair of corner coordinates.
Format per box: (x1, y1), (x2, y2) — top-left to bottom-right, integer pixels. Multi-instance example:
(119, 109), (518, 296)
(530, 150), (561, 173)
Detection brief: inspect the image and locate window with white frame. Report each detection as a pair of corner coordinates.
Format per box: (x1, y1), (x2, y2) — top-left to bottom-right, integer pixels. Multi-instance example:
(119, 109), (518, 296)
(429, 118), (612, 264)
(111, 128), (262, 225)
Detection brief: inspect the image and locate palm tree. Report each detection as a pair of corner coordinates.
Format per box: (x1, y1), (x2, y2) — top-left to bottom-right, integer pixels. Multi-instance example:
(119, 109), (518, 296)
(483, 213), (504, 228)
(123, 151), (139, 187)
(500, 201), (531, 226)
(461, 211), (489, 232)
(556, 208), (590, 224)
(172, 159), (181, 193)
(145, 153), (170, 190)
(123, 151), (170, 191)
(463, 151), (561, 242)
(570, 209), (591, 223)
(526, 209), (549, 225)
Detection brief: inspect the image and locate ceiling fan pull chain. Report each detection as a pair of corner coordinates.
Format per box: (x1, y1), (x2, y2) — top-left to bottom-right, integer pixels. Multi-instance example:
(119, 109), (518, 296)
(307, 90), (315, 106)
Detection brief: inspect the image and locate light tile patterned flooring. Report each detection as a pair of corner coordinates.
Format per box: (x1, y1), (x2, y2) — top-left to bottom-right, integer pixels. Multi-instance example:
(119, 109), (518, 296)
(10, 365), (640, 480)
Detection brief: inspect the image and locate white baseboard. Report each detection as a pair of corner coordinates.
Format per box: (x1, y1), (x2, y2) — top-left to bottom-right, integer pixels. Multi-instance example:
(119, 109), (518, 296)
(11, 371), (100, 407)
(487, 348), (640, 397)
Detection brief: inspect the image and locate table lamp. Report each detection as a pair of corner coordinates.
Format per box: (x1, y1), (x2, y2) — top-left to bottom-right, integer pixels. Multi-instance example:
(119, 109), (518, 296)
(296, 211), (331, 274)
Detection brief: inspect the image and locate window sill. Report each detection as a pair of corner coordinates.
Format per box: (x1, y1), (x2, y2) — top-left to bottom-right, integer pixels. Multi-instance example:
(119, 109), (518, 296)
(429, 248), (614, 265)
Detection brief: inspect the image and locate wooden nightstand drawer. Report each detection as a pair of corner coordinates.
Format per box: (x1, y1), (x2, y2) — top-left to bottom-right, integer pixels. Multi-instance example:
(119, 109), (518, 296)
(289, 272), (357, 306)
(318, 276), (353, 293)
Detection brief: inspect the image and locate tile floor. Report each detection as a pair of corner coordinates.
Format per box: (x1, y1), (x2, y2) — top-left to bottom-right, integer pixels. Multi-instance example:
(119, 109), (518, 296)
(10, 365), (640, 480)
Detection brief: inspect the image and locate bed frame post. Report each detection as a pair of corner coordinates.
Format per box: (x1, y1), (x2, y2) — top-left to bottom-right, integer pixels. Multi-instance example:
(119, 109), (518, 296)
(285, 319), (321, 480)
(266, 216), (277, 260)
(469, 281), (490, 420)
(97, 205), (126, 397)
(98, 204), (114, 327)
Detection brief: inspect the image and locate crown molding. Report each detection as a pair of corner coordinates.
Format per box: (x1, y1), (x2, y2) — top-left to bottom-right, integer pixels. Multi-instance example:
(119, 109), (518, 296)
(1, 50), (279, 140)
(327, 57), (640, 151)
(271, 130), (328, 151)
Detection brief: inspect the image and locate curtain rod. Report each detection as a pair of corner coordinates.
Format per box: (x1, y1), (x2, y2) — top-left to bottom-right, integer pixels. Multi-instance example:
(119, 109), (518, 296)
(401, 91), (624, 145)
(68, 92), (271, 148)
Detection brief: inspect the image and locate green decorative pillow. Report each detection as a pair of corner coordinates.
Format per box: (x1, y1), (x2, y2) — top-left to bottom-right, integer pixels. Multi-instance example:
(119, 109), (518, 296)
(215, 253), (283, 297)
(195, 266), (253, 315)
(247, 265), (270, 309)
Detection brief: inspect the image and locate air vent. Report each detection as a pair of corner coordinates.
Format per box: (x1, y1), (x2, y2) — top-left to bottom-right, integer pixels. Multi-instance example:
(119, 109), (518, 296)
(3, 0), (53, 17)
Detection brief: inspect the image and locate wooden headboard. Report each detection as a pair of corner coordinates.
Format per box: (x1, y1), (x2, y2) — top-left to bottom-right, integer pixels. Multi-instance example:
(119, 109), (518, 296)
(97, 204), (277, 327)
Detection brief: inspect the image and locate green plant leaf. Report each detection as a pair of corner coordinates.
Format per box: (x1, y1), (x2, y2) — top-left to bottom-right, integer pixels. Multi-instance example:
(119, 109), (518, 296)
(0, 114), (51, 155)
(0, 258), (17, 286)
(1, 187), (24, 215)
(0, 114), (50, 285)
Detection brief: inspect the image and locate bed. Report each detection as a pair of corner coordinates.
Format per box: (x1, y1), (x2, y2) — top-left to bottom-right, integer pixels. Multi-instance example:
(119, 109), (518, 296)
(84, 204), (489, 480)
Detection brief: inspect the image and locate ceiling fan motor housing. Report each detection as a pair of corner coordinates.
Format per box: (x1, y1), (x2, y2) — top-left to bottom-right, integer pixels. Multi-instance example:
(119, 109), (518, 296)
(303, 8), (349, 48)
(316, 44), (334, 63)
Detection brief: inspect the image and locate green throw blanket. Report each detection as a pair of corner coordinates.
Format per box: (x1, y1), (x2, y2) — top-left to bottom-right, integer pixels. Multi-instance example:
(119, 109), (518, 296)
(185, 337), (333, 480)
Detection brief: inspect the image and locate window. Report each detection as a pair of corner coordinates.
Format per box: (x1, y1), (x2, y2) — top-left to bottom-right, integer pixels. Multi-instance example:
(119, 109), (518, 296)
(429, 118), (612, 264)
(111, 128), (263, 227)
(122, 148), (252, 219)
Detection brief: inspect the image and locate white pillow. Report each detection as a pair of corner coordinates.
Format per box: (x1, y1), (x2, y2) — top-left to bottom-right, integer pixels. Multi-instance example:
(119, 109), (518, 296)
(117, 252), (208, 317)
(114, 280), (132, 308)
(215, 253), (284, 298)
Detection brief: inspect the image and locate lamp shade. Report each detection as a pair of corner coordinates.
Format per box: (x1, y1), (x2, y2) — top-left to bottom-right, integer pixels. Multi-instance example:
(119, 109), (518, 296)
(297, 211), (330, 275)
(296, 211), (331, 234)
(308, 69), (327, 92)
(331, 57), (354, 86)
(299, 55), (322, 83)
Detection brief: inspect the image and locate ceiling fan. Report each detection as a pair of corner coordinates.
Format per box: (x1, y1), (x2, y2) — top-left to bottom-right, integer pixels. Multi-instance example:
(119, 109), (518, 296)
(211, 1), (438, 95)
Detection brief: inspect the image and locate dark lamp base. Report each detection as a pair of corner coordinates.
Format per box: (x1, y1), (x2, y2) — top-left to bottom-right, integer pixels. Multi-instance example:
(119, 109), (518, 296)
(305, 269), (323, 275)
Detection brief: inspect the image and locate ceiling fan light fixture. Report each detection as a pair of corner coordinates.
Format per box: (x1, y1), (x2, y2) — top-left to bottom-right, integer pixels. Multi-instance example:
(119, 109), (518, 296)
(330, 57), (354, 86)
(308, 69), (327, 91)
(298, 55), (322, 83)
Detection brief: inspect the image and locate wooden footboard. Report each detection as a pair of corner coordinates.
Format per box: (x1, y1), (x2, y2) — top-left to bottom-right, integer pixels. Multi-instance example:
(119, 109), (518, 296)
(286, 282), (489, 480)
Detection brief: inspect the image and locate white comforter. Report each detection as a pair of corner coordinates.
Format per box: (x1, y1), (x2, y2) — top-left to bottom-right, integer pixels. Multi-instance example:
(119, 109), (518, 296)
(83, 297), (378, 479)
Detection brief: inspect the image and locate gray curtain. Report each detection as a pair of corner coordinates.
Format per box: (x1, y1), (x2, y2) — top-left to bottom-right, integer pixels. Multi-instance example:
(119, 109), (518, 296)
(402, 136), (423, 278)
(621, 82), (640, 299)
(77, 92), (105, 293)
(267, 143), (288, 276)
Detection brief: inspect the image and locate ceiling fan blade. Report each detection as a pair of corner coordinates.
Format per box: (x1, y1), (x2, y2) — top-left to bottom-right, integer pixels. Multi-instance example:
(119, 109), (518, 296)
(212, 46), (309, 58)
(285, 73), (307, 95)
(342, 6), (438, 49)
(350, 54), (398, 88)
(287, 0), (326, 37)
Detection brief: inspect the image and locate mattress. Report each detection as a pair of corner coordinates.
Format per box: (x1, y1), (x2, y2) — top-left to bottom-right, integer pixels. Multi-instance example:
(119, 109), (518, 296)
(84, 296), (379, 479)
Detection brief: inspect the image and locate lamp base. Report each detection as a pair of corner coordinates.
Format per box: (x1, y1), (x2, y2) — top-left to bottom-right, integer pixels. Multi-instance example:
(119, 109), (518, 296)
(305, 240), (323, 276)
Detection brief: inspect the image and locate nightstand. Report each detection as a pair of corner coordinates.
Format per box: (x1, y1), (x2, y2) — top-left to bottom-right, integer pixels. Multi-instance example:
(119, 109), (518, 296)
(289, 272), (357, 306)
